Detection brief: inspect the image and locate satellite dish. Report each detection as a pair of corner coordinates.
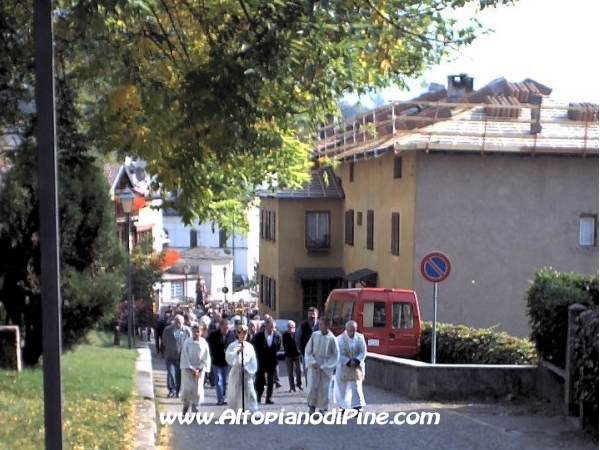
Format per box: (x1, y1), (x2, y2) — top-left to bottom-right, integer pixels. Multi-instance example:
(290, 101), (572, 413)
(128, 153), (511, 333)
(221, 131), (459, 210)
(222, 287), (229, 294)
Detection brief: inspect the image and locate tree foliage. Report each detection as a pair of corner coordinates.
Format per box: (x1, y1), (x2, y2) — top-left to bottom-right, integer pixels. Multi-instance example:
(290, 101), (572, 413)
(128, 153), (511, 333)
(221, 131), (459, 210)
(54, 0), (514, 225)
(0, 84), (125, 366)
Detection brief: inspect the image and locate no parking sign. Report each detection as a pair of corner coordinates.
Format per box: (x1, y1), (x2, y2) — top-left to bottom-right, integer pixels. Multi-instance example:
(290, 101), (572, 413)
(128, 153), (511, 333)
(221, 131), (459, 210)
(420, 252), (451, 364)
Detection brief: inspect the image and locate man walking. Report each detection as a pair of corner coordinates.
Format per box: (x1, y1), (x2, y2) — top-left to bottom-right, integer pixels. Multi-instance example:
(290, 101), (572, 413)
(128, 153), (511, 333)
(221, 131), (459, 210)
(296, 307), (320, 385)
(180, 323), (211, 414)
(282, 320), (302, 392)
(304, 316), (339, 414)
(162, 314), (191, 398)
(207, 318), (236, 405)
(252, 319), (282, 404)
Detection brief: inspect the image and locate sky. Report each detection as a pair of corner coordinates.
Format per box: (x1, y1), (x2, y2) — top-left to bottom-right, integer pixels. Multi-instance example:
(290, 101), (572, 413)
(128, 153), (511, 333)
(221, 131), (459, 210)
(358, 0), (600, 105)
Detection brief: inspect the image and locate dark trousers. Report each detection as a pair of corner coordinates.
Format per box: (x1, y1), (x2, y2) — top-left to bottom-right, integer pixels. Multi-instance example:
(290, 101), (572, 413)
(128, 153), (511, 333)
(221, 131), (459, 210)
(155, 330), (161, 355)
(255, 365), (276, 401)
(285, 356), (302, 389)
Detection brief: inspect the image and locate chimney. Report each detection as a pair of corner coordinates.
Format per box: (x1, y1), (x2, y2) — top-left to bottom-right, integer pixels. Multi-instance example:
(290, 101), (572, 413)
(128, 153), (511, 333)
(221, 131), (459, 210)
(447, 73), (474, 102)
(529, 94), (543, 134)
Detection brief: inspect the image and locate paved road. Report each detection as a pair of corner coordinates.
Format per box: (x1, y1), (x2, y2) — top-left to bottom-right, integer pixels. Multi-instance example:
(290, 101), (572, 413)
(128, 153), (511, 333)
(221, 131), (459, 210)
(151, 350), (596, 450)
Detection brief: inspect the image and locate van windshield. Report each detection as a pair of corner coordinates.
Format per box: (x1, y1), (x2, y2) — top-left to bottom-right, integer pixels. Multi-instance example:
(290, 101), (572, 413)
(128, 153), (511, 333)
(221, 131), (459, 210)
(362, 301), (386, 328)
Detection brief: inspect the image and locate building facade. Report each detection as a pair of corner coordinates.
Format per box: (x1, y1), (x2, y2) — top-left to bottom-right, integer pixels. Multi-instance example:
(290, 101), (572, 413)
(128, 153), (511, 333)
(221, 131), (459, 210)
(104, 162), (167, 253)
(258, 75), (599, 337)
(163, 202), (260, 282)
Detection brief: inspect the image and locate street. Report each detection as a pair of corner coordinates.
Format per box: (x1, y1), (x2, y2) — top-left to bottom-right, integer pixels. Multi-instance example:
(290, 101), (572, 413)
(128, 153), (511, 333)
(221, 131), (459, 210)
(152, 351), (596, 450)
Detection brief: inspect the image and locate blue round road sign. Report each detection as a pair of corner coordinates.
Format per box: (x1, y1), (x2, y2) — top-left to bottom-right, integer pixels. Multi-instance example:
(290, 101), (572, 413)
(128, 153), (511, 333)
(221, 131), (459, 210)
(420, 252), (451, 283)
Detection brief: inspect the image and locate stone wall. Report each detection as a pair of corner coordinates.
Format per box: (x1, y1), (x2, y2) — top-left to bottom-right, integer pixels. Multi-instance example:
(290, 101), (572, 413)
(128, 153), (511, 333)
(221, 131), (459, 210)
(0, 326), (22, 371)
(364, 353), (536, 400)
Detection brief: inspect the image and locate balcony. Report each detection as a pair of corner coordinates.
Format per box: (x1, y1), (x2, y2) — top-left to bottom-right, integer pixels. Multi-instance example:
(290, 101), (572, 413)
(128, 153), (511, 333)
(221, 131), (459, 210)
(306, 236), (330, 254)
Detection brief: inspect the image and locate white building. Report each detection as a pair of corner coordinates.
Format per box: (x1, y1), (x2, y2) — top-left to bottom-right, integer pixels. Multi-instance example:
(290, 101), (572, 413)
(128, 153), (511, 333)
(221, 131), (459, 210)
(163, 203), (260, 282)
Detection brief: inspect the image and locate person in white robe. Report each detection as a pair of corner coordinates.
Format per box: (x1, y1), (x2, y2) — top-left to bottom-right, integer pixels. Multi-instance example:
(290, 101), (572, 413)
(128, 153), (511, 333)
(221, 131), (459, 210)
(225, 323), (259, 414)
(180, 323), (212, 414)
(304, 316), (339, 414)
(334, 320), (366, 411)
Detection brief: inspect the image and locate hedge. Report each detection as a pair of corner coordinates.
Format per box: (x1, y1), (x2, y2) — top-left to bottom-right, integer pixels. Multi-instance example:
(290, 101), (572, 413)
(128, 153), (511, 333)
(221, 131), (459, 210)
(572, 307), (599, 432)
(417, 321), (538, 365)
(525, 268), (598, 368)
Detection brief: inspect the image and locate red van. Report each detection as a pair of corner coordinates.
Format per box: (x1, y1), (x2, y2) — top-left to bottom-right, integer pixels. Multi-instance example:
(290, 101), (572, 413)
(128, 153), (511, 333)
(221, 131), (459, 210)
(323, 288), (422, 358)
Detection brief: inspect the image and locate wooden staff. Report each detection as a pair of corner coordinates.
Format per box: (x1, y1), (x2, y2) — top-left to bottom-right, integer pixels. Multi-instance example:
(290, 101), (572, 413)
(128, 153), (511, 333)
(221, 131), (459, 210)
(238, 327), (246, 413)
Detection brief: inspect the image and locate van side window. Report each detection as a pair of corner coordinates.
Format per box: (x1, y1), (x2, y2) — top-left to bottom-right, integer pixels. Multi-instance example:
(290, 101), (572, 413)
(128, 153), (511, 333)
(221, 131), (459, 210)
(329, 301), (340, 326)
(392, 303), (414, 329)
(341, 301), (354, 325)
(363, 301), (386, 328)
(331, 300), (355, 327)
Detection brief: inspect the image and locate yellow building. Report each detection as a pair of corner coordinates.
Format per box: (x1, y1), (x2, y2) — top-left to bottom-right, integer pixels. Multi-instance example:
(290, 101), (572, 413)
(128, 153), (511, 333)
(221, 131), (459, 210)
(257, 167), (345, 320)
(258, 75), (599, 336)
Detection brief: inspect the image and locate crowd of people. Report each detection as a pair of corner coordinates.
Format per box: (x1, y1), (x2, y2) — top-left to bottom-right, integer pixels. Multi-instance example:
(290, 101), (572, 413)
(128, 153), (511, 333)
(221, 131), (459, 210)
(154, 304), (367, 416)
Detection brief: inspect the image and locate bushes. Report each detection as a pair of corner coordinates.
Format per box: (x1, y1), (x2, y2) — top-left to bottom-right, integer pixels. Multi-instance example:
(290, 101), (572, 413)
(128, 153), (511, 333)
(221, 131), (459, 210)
(417, 321), (538, 365)
(572, 307), (599, 431)
(525, 268), (598, 368)
(525, 268), (598, 431)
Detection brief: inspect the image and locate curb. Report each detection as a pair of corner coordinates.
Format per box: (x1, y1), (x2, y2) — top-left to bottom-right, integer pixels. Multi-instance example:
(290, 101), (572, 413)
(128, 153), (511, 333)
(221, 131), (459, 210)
(132, 346), (157, 449)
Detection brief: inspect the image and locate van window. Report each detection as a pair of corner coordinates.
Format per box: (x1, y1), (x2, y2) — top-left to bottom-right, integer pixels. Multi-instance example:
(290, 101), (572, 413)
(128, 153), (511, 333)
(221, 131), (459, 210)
(331, 300), (355, 326)
(392, 303), (414, 329)
(363, 301), (386, 328)
(329, 301), (340, 325)
(341, 301), (354, 324)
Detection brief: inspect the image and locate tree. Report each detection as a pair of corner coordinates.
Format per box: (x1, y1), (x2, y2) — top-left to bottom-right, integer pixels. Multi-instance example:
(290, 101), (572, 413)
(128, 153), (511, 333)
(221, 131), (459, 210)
(56, 0), (513, 227)
(0, 83), (125, 366)
(129, 236), (164, 329)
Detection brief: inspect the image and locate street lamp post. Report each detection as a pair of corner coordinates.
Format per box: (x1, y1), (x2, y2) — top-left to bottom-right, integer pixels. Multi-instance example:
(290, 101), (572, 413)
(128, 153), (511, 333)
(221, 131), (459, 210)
(223, 266), (228, 303)
(183, 264), (190, 302)
(120, 187), (135, 350)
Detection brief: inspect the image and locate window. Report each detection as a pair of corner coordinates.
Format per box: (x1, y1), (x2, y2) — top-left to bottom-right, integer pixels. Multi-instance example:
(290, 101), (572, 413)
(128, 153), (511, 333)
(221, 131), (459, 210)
(393, 156), (402, 179)
(306, 211), (330, 250)
(392, 303), (414, 329)
(391, 212), (400, 256)
(270, 278), (277, 311)
(190, 229), (197, 248)
(345, 209), (354, 246)
(362, 301), (386, 328)
(580, 215), (597, 246)
(331, 300), (354, 327)
(302, 279), (339, 314)
(330, 301), (340, 325)
(341, 300), (354, 325)
(260, 210), (276, 242)
(219, 228), (227, 247)
(357, 211), (363, 226)
(349, 162), (354, 182)
(270, 211), (276, 242)
(170, 282), (183, 300)
(366, 210), (374, 250)
(302, 280), (319, 313)
(259, 276), (277, 310)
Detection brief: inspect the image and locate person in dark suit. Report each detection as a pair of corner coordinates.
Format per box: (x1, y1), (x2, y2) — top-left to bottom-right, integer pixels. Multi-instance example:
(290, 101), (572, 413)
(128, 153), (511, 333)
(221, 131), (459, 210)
(252, 319), (282, 404)
(295, 307), (320, 385)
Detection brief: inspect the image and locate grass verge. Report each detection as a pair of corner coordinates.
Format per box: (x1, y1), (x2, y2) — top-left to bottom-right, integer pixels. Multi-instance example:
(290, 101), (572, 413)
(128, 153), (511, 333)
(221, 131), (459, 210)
(0, 330), (138, 450)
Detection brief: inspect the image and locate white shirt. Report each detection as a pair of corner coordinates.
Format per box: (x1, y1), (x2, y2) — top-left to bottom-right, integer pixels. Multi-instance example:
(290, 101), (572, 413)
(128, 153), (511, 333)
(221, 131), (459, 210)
(266, 331), (274, 347)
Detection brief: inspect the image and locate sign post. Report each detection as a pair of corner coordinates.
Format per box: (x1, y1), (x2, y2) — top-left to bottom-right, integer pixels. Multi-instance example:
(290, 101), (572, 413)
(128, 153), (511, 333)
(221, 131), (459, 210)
(420, 252), (452, 364)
